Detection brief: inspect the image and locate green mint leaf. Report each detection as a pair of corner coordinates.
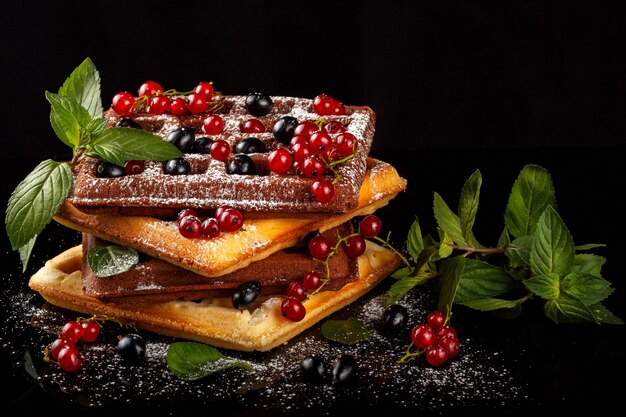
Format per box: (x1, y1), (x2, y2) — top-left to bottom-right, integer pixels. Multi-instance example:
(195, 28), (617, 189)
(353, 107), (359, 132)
(575, 243), (606, 251)
(45, 91), (92, 148)
(524, 272), (560, 300)
(384, 269), (434, 306)
(497, 226), (510, 249)
(544, 294), (597, 324)
(438, 231), (454, 259)
(530, 206), (575, 276)
(458, 169), (482, 241)
(433, 192), (467, 246)
(505, 164), (556, 239)
(18, 235), (37, 272)
(87, 127), (183, 166)
(454, 259), (516, 303)
(561, 272), (613, 305)
(437, 257), (465, 317)
(87, 245), (139, 277)
(588, 303), (623, 324)
(86, 117), (108, 137)
(406, 218), (424, 260)
(167, 342), (252, 381)
(321, 317), (373, 345)
(460, 296), (527, 312)
(58, 57), (103, 119)
(5, 160), (72, 250)
(573, 253), (606, 277)
(505, 235), (532, 268)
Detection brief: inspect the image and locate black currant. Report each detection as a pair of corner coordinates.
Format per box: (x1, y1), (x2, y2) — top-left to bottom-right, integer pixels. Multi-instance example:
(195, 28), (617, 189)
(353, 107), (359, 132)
(191, 137), (213, 154)
(96, 161), (125, 178)
(273, 116), (298, 145)
(381, 304), (408, 334)
(116, 118), (142, 129)
(234, 137), (266, 154)
(301, 356), (326, 384)
(245, 92), (273, 117)
(164, 158), (190, 175)
(227, 154), (256, 175)
(332, 354), (357, 385)
(116, 334), (146, 363)
(232, 281), (261, 309)
(166, 127), (195, 153)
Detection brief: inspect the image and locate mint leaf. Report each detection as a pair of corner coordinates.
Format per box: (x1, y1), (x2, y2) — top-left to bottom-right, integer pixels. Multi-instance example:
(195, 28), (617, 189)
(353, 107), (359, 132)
(524, 272), (560, 299)
(561, 272), (613, 305)
(437, 257), (465, 317)
(438, 231), (454, 259)
(458, 169), (482, 241)
(87, 245), (139, 277)
(6, 160), (72, 250)
(573, 253), (606, 277)
(433, 192), (467, 246)
(544, 294), (597, 324)
(530, 206), (575, 276)
(384, 268), (434, 307)
(505, 164), (556, 238)
(575, 243), (606, 251)
(454, 259), (515, 303)
(18, 235), (37, 272)
(505, 235), (532, 268)
(406, 218), (424, 260)
(87, 117), (108, 136)
(321, 317), (373, 345)
(167, 342), (252, 381)
(460, 296), (527, 311)
(46, 91), (92, 148)
(58, 57), (103, 119)
(589, 303), (623, 324)
(87, 127), (182, 166)
(497, 226), (510, 249)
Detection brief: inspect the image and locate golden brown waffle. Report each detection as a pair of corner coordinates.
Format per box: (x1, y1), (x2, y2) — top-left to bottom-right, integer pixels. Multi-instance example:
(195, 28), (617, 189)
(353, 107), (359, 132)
(55, 158), (407, 278)
(29, 241), (401, 351)
(69, 95), (375, 215)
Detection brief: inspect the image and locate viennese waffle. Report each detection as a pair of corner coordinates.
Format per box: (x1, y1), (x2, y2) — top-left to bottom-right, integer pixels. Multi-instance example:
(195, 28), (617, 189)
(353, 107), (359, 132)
(69, 95), (376, 216)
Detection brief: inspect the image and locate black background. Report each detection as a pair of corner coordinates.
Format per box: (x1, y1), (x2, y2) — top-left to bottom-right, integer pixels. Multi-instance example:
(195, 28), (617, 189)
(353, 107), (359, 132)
(1, 0), (626, 416)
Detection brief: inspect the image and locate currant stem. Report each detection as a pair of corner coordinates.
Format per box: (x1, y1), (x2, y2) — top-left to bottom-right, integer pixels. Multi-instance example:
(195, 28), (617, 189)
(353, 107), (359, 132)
(371, 235), (412, 268)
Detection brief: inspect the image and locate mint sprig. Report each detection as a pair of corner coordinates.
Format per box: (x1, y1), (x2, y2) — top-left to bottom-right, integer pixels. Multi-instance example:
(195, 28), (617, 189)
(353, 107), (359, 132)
(87, 245), (139, 277)
(5, 57), (182, 270)
(321, 317), (373, 345)
(167, 342), (253, 381)
(386, 164), (622, 325)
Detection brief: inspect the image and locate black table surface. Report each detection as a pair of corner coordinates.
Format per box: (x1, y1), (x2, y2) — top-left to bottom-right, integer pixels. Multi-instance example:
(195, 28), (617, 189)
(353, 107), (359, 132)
(1, 146), (625, 416)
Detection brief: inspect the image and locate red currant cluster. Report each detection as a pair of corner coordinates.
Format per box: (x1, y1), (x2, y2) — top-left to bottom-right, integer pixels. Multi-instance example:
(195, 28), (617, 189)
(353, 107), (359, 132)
(45, 318), (102, 372)
(177, 206), (244, 239)
(280, 215), (382, 322)
(112, 80), (218, 116)
(313, 94), (346, 116)
(406, 310), (461, 367)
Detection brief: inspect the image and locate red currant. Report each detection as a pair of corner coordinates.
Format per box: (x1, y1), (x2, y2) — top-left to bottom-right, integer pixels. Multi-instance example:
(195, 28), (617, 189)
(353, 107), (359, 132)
(112, 92), (135, 116)
(309, 131), (332, 154)
(138, 81), (163, 97)
(268, 148), (293, 174)
(291, 142), (313, 163)
(80, 320), (101, 343)
(201, 218), (221, 238)
(286, 282), (307, 301)
(330, 99), (346, 115)
(203, 114), (225, 135)
(124, 160), (144, 175)
(335, 133), (357, 158)
(308, 235), (331, 260)
(320, 145), (341, 163)
(61, 321), (84, 344)
(218, 208), (244, 233)
(359, 215), (382, 238)
(343, 235), (366, 258)
(302, 271), (322, 291)
(209, 139), (231, 161)
(281, 297), (306, 322)
(301, 156), (325, 178)
(411, 324), (438, 349)
(57, 345), (83, 372)
(437, 326), (458, 340)
(179, 216), (202, 238)
(438, 336), (460, 359)
(170, 97), (189, 115)
(214, 205), (229, 220)
(313, 94), (334, 115)
(147, 96), (170, 115)
(294, 121), (319, 138)
(289, 135), (308, 150)
(427, 310), (446, 330)
(241, 118), (265, 133)
(425, 345), (448, 367)
(49, 338), (71, 360)
(178, 208), (198, 222)
(324, 121), (347, 134)
(194, 81), (214, 100)
(311, 180), (334, 203)
(187, 93), (208, 114)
